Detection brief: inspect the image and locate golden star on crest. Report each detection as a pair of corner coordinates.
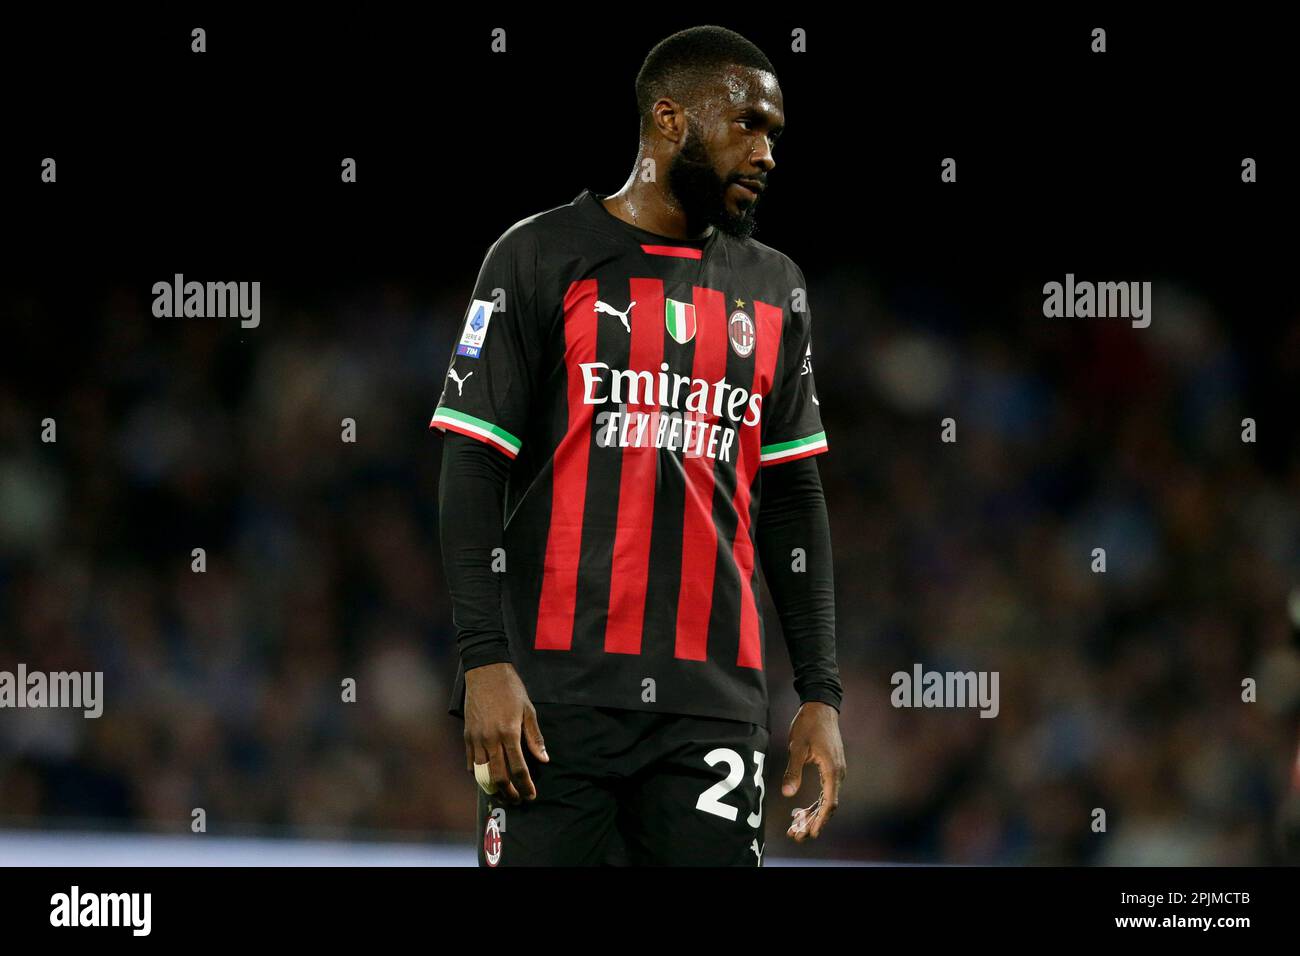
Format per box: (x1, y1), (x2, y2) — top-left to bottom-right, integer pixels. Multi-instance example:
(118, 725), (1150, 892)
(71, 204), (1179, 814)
(734, 298), (746, 309)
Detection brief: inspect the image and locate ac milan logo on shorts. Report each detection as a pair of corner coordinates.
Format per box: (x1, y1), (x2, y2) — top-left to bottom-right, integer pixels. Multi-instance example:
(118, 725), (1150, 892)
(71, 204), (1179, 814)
(483, 816), (502, 866)
(728, 311), (755, 357)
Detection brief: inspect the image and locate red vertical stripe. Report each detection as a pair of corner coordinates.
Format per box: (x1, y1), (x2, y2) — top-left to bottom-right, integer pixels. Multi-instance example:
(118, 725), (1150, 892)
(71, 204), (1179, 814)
(731, 300), (782, 669)
(605, 279), (666, 654)
(535, 280), (599, 651)
(674, 287), (729, 661)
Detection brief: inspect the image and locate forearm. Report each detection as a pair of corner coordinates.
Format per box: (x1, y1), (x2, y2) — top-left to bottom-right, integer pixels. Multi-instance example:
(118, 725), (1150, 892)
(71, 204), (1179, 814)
(756, 456), (843, 711)
(438, 431), (513, 670)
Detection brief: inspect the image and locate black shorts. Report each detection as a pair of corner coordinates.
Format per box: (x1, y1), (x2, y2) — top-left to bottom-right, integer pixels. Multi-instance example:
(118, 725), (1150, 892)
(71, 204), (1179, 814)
(475, 702), (771, 866)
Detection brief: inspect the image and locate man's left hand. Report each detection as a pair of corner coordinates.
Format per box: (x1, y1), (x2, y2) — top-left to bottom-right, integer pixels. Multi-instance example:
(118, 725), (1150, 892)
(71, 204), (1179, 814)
(781, 701), (846, 842)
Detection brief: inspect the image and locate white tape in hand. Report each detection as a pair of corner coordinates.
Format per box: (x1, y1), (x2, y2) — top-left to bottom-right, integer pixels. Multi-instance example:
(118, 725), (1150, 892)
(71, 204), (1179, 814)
(474, 762), (498, 795)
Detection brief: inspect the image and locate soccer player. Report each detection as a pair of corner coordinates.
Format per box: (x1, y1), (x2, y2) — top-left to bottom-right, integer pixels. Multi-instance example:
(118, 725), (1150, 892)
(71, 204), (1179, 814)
(432, 25), (845, 866)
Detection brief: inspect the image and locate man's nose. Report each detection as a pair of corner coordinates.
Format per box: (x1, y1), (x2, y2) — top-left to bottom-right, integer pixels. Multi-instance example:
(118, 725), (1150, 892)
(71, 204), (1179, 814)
(750, 138), (776, 173)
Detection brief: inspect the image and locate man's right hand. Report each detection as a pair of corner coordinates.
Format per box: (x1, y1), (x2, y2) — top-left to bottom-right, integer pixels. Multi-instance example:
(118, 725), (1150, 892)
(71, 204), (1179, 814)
(463, 662), (549, 803)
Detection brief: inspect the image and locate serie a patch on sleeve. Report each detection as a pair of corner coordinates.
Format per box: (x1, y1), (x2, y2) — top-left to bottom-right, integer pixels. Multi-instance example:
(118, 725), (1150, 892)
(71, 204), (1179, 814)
(456, 299), (496, 358)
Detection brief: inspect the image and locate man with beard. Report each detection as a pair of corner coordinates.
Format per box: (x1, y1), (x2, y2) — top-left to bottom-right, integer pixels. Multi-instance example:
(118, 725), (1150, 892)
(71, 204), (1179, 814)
(430, 25), (845, 865)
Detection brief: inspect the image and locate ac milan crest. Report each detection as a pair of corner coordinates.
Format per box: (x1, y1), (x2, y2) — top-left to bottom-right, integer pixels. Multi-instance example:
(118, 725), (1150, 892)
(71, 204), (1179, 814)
(728, 310), (755, 357)
(483, 815), (502, 866)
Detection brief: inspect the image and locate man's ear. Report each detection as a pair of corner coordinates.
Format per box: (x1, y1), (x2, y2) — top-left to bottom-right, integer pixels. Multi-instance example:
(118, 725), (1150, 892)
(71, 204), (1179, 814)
(651, 97), (687, 145)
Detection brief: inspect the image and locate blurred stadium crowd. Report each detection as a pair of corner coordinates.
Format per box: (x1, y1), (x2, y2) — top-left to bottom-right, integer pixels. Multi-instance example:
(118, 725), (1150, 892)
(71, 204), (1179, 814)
(1, 268), (1298, 863)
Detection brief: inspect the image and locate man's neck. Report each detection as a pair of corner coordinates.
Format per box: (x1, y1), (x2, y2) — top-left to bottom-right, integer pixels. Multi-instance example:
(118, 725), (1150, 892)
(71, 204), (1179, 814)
(600, 173), (713, 241)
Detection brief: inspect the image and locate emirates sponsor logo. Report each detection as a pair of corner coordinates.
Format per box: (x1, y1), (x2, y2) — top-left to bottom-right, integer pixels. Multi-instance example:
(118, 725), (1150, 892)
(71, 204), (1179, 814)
(595, 405), (737, 462)
(581, 362), (762, 464)
(578, 362), (761, 427)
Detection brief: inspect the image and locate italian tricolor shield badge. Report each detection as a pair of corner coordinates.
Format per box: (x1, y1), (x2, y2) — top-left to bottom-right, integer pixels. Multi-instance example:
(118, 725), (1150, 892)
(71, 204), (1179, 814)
(665, 298), (697, 344)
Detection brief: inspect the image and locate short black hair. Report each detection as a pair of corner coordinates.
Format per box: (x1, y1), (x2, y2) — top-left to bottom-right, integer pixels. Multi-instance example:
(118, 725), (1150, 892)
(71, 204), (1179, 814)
(635, 26), (778, 133)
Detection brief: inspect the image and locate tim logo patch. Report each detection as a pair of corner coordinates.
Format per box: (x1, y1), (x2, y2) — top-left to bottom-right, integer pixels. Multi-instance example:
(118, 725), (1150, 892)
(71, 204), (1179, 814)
(483, 814), (503, 866)
(457, 299), (495, 358)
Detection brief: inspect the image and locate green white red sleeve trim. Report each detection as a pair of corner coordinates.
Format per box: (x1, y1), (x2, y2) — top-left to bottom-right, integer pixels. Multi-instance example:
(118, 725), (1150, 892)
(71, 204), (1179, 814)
(429, 408), (521, 459)
(759, 431), (828, 466)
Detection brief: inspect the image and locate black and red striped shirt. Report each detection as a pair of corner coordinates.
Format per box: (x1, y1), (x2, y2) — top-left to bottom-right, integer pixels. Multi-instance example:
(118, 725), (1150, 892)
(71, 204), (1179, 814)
(431, 189), (829, 725)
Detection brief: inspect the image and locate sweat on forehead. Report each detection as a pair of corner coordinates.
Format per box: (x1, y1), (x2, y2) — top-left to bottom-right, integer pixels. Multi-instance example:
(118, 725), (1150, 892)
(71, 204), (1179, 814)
(721, 66), (781, 104)
(675, 69), (781, 121)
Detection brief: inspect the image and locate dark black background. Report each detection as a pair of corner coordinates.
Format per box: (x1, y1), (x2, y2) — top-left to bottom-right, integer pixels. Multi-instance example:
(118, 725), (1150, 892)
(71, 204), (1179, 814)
(5, 9), (1295, 444)
(5, 11), (1292, 267)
